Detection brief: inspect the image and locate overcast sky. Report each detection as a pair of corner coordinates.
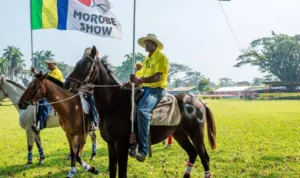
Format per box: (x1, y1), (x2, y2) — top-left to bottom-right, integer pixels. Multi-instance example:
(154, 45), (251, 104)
(1, 0), (300, 83)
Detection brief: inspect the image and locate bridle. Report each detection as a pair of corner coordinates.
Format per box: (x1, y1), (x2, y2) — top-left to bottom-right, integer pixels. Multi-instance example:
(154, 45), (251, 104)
(66, 55), (99, 88)
(27, 79), (46, 104)
(0, 81), (8, 97)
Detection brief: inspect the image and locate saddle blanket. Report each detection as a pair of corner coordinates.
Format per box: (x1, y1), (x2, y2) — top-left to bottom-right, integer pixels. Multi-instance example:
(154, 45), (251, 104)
(150, 94), (181, 126)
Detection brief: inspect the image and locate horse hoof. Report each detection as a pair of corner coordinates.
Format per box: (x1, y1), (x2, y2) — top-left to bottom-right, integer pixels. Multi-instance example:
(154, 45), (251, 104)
(88, 166), (99, 175)
(90, 153), (96, 161)
(90, 156), (96, 161)
(24, 161), (32, 168)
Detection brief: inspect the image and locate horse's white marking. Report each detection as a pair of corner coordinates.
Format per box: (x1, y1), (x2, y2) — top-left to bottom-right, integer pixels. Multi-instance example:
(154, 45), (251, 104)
(67, 167), (76, 178)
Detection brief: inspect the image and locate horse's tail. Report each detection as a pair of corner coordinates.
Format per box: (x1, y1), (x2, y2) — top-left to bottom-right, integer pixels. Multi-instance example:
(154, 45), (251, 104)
(205, 106), (216, 150)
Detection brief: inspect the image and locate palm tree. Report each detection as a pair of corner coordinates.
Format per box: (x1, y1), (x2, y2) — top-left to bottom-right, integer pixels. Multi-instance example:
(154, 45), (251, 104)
(32, 50), (55, 73)
(2, 46), (24, 80)
(0, 57), (8, 76)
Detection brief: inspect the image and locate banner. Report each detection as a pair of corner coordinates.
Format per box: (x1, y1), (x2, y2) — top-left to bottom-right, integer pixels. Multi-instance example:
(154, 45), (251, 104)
(31, 0), (122, 39)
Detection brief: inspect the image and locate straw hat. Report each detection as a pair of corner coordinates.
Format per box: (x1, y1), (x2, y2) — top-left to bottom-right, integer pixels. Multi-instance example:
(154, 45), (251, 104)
(45, 58), (57, 64)
(135, 61), (143, 67)
(138, 34), (163, 50)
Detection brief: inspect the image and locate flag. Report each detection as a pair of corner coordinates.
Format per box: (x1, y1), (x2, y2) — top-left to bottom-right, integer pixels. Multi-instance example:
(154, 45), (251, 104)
(31, 0), (122, 39)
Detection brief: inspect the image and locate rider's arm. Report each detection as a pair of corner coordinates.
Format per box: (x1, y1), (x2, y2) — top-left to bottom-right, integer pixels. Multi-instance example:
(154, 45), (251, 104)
(139, 73), (162, 83)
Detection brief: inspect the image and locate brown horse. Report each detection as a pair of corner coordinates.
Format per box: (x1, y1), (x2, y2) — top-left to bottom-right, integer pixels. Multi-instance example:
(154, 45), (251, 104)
(64, 46), (216, 178)
(18, 74), (99, 178)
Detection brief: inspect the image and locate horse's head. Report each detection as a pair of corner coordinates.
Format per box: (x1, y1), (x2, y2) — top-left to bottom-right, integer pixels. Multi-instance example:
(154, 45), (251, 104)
(18, 73), (47, 109)
(64, 45), (99, 92)
(0, 76), (8, 102)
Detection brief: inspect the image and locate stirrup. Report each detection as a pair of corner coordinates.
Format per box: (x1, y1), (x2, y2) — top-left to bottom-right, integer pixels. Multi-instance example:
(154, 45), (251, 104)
(128, 144), (137, 158)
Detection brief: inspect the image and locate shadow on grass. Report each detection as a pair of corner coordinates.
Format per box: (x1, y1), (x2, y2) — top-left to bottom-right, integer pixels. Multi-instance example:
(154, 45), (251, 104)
(251, 173), (281, 178)
(0, 146), (109, 177)
(261, 155), (285, 162)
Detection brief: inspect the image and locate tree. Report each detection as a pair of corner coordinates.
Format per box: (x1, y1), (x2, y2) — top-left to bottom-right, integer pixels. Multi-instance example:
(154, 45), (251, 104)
(33, 50), (55, 73)
(115, 53), (145, 83)
(16, 69), (31, 86)
(0, 57), (8, 76)
(219, 77), (235, 87)
(184, 71), (203, 86)
(209, 82), (217, 90)
(172, 78), (186, 88)
(234, 32), (300, 82)
(57, 62), (74, 78)
(197, 78), (210, 92)
(252, 77), (264, 86)
(2, 46), (24, 80)
(168, 62), (191, 83)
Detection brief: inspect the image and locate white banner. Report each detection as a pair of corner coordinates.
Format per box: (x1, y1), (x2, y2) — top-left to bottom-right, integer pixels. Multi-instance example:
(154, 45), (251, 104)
(67, 0), (122, 39)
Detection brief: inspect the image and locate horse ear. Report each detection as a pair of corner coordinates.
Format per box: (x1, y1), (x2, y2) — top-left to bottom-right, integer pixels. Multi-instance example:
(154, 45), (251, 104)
(91, 45), (97, 58)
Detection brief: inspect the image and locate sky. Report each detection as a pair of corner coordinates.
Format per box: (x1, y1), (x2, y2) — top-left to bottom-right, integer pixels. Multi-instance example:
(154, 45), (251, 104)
(1, 0), (300, 83)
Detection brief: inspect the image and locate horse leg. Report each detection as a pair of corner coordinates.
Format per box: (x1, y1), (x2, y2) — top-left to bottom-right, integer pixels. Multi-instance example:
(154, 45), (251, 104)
(89, 131), (97, 161)
(107, 142), (118, 178)
(75, 134), (99, 175)
(24, 130), (35, 168)
(189, 131), (210, 178)
(34, 133), (45, 165)
(172, 130), (198, 178)
(66, 133), (77, 178)
(116, 141), (129, 178)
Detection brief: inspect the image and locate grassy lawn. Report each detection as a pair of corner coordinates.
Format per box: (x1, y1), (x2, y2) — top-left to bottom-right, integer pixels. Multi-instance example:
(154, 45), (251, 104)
(0, 100), (299, 177)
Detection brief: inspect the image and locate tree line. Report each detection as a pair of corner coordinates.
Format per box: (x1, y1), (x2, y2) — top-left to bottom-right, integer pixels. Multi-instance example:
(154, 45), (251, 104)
(2, 32), (296, 90)
(0, 46), (74, 86)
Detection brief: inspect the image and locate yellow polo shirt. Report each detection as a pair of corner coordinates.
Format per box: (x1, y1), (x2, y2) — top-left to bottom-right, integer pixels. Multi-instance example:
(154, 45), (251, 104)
(48, 67), (63, 82)
(142, 50), (169, 89)
(136, 69), (143, 78)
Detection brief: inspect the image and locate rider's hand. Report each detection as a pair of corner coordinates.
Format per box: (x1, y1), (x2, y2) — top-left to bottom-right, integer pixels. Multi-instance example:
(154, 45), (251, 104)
(130, 74), (141, 84)
(31, 67), (36, 74)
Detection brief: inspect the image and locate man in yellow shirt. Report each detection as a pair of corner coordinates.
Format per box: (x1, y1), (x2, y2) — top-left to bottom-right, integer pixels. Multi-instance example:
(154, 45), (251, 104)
(30, 58), (63, 133)
(130, 34), (169, 162)
(135, 61), (143, 87)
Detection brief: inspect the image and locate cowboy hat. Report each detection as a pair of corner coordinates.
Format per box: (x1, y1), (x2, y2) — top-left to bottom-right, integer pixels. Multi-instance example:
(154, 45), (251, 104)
(45, 58), (57, 64)
(138, 34), (164, 50)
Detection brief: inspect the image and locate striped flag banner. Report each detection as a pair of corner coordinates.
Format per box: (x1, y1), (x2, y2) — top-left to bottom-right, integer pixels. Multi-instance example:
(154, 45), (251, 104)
(31, 0), (122, 39)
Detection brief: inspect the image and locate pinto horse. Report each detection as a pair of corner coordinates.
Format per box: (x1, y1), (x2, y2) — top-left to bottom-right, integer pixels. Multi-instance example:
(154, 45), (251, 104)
(0, 77), (97, 167)
(18, 75), (99, 178)
(64, 46), (216, 178)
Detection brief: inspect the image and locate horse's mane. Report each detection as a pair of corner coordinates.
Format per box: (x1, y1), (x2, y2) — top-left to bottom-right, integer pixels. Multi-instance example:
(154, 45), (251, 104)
(6, 80), (27, 91)
(100, 57), (122, 85)
(46, 76), (64, 88)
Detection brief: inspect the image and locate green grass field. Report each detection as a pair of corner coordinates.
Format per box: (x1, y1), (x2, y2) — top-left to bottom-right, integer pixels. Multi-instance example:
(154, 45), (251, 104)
(0, 100), (299, 178)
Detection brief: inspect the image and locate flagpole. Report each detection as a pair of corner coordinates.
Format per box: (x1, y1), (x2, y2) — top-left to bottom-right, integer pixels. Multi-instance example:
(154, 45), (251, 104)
(130, 0), (137, 133)
(129, 0), (137, 155)
(30, 0), (34, 67)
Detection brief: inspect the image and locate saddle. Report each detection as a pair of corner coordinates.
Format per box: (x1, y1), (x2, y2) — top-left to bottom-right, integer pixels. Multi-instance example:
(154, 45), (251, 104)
(132, 91), (181, 126)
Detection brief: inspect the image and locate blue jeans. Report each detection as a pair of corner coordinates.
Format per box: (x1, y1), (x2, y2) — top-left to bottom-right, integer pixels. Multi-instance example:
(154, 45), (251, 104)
(37, 99), (50, 130)
(137, 87), (165, 156)
(88, 94), (98, 127)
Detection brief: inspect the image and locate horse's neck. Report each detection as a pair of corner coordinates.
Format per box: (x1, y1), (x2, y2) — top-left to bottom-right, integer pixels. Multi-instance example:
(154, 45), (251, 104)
(94, 66), (123, 112)
(4, 82), (24, 112)
(44, 80), (77, 116)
